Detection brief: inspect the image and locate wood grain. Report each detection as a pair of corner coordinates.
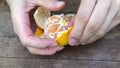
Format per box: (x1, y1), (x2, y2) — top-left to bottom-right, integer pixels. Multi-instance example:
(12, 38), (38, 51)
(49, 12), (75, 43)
(0, 58), (120, 68)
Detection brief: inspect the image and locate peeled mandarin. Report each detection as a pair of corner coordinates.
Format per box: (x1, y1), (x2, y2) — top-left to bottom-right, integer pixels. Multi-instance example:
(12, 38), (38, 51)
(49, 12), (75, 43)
(34, 7), (74, 46)
(35, 15), (73, 46)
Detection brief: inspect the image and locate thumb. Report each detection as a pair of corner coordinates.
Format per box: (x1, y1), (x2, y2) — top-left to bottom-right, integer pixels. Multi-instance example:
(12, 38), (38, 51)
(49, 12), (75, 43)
(66, 16), (76, 28)
(34, 0), (65, 11)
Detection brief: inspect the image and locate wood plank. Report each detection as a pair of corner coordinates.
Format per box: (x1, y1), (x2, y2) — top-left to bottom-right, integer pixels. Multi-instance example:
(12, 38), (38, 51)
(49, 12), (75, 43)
(0, 58), (120, 68)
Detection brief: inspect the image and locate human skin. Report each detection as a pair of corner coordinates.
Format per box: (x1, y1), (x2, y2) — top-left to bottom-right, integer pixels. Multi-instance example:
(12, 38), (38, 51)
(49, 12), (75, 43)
(69, 0), (120, 46)
(6, 0), (65, 55)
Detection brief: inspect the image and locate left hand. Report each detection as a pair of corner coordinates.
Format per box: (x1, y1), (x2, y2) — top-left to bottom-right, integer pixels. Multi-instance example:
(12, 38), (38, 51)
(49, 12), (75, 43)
(69, 0), (120, 45)
(6, 0), (65, 55)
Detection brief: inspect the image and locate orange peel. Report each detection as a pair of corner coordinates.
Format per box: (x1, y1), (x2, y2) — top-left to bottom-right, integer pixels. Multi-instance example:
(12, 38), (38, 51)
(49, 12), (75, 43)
(34, 7), (74, 46)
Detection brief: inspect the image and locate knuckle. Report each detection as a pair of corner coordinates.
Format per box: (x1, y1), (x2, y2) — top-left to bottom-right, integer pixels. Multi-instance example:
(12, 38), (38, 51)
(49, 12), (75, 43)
(47, 4), (60, 11)
(104, 0), (111, 5)
(28, 48), (37, 55)
(20, 38), (28, 47)
(77, 13), (89, 23)
(87, 27), (97, 34)
(113, 0), (120, 9)
(70, 27), (83, 40)
(20, 36), (34, 47)
(70, 32), (81, 40)
(29, 50), (36, 54)
(96, 32), (104, 38)
(81, 42), (87, 45)
(89, 25), (98, 33)
(87, 22), (101, 33)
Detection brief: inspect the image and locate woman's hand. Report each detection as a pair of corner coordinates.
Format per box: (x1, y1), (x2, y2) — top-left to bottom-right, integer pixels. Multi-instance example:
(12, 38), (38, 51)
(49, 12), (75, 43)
(69, 0), (120, 46)
(6, 0), (65, 55)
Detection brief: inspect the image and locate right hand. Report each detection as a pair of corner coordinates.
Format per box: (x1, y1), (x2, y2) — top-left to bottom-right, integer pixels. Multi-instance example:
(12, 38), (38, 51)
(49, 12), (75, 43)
(69, 0), (120, 46)
(6, 0), (65, 55)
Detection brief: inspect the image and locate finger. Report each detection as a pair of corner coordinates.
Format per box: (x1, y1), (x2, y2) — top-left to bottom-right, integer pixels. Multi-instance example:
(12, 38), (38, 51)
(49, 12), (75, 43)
(80, 0), (111, 43)
(82, 14), (120, 45)
(69, 0), (96, 46)
(95, 0), (120, 36)
(82, 1), (120, 45)
(106, 1), (120, 32)
(107, 11), (120, 32)
(33, 0), (65, 11)
(82, 15), (120, 45)
(27, 46), (64, 55)
(22, 36), (58, 48)
(66, 16), (75, 29)
(12, 12), (58, 49)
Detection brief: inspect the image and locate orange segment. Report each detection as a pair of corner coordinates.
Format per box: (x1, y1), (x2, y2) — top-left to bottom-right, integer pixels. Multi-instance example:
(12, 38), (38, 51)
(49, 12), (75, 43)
(35, 26), (44, 37)
(47, 23), (59, 33)
(56, 26), (73, 46)
(35, 26), (73, 46)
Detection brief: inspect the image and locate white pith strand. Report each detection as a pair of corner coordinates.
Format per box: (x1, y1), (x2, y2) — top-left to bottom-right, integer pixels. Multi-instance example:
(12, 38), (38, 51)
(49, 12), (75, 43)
(44, 14), (69, 39)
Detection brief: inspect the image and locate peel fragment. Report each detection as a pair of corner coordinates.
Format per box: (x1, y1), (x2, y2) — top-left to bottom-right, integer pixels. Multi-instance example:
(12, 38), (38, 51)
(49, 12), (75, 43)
(34, 7), (50, 29)
(56, 26), (73, 46)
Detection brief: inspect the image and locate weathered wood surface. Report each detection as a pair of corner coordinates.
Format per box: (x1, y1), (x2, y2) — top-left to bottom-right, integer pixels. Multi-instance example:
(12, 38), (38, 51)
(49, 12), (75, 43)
(1, 58), (120, 68)
(0, 0), (120, 68)
(0, 0), (9, 12)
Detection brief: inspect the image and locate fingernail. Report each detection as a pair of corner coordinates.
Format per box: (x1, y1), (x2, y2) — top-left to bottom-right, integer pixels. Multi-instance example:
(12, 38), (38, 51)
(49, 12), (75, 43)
(81, 43), (86, 45)
(57, 47), (64, 51)
(70, 39), (79, 46)
(55, 1), (65, 7)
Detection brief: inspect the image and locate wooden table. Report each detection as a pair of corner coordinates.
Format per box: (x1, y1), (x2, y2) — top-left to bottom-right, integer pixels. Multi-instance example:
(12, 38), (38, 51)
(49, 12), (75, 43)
(0, 0), (120, 68)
